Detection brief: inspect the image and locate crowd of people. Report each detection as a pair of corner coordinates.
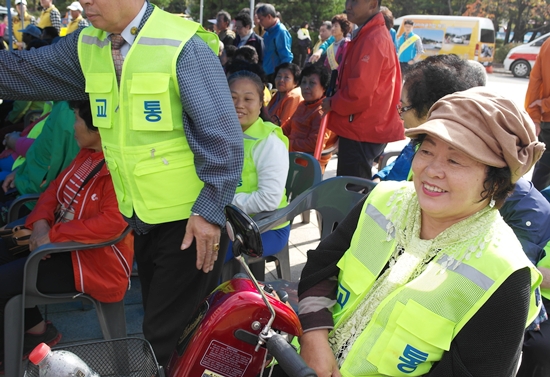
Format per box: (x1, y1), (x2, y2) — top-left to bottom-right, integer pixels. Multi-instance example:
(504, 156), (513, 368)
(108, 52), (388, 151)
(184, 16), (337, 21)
(0, 0), (548, 376)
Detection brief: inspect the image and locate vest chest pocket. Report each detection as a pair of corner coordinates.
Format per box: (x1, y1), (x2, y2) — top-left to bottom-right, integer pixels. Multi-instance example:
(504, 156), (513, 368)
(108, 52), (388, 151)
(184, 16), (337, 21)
(85, 74), (115, 129)
(368, 300), (455, 376)
(130, 74), (174, 131)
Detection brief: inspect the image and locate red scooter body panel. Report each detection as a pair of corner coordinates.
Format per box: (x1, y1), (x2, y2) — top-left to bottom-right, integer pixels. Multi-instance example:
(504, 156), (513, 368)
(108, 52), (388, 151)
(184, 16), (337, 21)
(167, 278), (302, 377)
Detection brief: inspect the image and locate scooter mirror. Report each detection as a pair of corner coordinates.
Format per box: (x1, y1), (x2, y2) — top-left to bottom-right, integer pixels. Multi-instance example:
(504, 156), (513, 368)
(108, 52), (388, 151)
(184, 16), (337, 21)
(224, 205), (264, 258)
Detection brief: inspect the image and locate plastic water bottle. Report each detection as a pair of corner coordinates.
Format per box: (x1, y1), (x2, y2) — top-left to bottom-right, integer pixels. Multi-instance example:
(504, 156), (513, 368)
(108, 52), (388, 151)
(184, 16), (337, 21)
(29, 343), (100, 377)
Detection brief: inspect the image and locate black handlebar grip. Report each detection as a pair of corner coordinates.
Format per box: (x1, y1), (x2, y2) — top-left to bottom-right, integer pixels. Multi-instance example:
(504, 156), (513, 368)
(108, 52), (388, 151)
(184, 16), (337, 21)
(266, 334), (317, 377)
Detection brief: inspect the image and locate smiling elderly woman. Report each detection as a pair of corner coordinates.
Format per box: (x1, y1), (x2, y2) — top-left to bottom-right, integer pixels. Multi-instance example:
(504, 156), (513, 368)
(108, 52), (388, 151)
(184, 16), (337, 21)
(293, 87), (546, 377)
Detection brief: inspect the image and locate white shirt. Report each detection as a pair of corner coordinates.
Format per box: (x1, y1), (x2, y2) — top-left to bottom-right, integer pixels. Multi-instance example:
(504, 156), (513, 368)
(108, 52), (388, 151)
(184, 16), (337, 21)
(232, 133), (289, 214)
(108, 1), (148, 58)
(238, 29), (253, 47)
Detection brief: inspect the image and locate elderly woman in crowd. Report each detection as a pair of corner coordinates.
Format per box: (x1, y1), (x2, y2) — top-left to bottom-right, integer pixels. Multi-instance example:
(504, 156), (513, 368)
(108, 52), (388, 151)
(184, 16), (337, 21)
(325, 14), (351, 71)
(294, 87), (544, 377)
(267, 63), (303, 129)
(0, 99), (133, 370)
(224, 70), (290, 277)
(283, 64), (337, 173)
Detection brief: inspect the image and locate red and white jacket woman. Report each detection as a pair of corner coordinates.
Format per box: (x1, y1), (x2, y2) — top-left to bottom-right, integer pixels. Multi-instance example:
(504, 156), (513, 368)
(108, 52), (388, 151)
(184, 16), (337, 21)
(26, 148), (134, 303)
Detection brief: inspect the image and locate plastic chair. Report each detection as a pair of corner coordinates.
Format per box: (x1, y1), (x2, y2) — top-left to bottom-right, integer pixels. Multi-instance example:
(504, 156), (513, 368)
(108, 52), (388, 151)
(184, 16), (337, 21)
(254, 176), (376, 240)
(378, 151), (401, 170)
(223, 152), (322, 281)
(4, 196), (131, 377)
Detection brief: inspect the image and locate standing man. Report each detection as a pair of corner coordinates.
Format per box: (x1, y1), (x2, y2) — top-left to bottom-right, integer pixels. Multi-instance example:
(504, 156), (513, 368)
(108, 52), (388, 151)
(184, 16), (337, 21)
(321, 0), (404, 180)
(37, 0), (62, 34)
(397, 20), (423, 74)
(0, 0), (243, 369)
(216, 10), (235, 47)
(309, 21), (334, 65)
(526, 37), (550, 190)
(234, 12), (264, 64)
(256, 3), (293, 83)
(65, 1), (88, 35)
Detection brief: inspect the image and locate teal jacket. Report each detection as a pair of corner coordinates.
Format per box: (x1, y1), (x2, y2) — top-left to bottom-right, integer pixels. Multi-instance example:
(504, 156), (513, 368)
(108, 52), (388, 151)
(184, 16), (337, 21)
(15, 101), (79, 195)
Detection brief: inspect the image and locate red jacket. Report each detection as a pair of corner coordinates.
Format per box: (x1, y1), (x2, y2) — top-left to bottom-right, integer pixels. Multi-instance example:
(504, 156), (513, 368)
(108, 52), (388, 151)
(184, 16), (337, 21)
(329, 12), (404, 143)
(26, 149), (134, 303)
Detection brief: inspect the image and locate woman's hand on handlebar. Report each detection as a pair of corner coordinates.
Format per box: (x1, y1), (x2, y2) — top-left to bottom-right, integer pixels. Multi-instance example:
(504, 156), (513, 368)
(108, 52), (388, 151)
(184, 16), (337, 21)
(300, 329), (341, 377)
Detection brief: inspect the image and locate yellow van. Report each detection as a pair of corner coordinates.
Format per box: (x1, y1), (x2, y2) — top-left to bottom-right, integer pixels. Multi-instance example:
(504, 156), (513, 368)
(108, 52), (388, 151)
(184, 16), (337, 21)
(395, 15), (496, 66)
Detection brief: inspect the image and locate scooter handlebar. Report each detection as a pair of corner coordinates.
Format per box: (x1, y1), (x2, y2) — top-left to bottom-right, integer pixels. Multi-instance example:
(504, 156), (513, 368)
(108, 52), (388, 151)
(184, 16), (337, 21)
(266, 334), (317, 377)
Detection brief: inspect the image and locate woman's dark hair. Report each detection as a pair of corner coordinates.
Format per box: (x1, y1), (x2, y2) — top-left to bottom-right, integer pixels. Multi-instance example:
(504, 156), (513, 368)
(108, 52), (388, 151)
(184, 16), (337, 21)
(235, 12), (252, 28)
(274, 62), (301, 85)
(227, 70), (270, 121)
(301, 21), (309, 28)
(42, 26), (59, 40)
(411, 134), (514, 208)
(234, 45), (259, 64)
(225, 60), (268, 84)
(68, 100), (97, 132)
(403, 54), (474, 119)
(300, 64), (331, 90)
(331, 14), (351, 36)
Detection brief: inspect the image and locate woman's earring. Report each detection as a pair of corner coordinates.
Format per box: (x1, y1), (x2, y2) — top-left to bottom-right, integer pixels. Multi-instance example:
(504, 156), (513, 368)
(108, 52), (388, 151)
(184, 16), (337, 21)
(489, 196), (496, 208)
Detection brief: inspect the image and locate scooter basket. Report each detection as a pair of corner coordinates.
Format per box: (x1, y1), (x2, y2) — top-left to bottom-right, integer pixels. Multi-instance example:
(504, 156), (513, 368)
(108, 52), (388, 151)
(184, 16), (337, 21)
(24, 337), (164, 377)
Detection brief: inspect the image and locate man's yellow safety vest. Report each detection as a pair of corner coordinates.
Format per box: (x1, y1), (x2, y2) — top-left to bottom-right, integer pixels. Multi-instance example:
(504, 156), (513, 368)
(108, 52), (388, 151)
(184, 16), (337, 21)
(237, 118), (289, 229)
(334, 181), (541, 376)
(78, 7), (219, 224)
(66, 15), (84, 35)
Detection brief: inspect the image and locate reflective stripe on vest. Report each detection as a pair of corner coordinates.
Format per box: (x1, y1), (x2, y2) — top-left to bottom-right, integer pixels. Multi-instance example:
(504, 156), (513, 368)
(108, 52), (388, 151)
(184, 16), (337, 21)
(78, 7), (219, 224)
(333, 181), (541, 376)
(237, 118), (289, 229)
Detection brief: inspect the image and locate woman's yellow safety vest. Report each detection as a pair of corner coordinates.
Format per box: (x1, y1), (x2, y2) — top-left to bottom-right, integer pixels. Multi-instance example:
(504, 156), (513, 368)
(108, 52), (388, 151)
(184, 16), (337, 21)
(78, 7), (219, 224)
(37, 5), (59, 29)
(537, 243), (550, 300)
(334, 181), (541, 376)
(11, 14), (34, 47)
(238, 118), (289, 229)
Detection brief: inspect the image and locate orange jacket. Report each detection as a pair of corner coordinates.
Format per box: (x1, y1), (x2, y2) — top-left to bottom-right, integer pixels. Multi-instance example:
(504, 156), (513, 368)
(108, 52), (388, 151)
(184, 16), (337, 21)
(283, 97), (337, 170)
(267, 87), (303, 129)
(26, 149), (133, 303)
(328, 12), (404, 143)
(525, 38), (550, 123)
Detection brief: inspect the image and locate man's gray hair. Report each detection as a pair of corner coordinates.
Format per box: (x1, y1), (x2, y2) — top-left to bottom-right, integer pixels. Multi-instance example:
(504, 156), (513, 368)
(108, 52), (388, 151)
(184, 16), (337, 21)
(256, 3), (277, 18)
(321, 21), (332, 30)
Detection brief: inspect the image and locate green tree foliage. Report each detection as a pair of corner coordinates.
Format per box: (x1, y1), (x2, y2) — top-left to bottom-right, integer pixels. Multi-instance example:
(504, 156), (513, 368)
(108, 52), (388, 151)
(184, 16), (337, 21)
(186, 0), (345, 30)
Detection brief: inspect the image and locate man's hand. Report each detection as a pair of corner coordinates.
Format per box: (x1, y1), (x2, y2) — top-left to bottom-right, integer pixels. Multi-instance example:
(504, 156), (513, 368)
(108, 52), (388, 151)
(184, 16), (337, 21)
(2, 170), (16, 192)
(309, 50), (322, 63)
(29, 219), (51, 253)
(321, 97), (332, 113)
(4, 131), (20, 150)
(300, 330), (342, 377)
(181, 214), (221, 273)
